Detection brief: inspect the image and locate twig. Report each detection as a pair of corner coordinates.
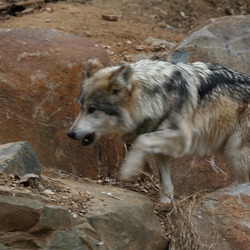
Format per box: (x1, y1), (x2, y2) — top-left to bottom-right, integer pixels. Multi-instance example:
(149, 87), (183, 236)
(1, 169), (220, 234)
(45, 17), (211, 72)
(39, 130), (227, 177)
(205, 159), (228, 176)
(139, 170), (160, 191)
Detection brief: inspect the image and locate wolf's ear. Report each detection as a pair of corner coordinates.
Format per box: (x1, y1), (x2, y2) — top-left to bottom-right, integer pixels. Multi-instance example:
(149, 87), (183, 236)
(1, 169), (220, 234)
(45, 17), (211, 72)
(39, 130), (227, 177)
(85, 58), (104, 78)
(110, 64), (132, 91)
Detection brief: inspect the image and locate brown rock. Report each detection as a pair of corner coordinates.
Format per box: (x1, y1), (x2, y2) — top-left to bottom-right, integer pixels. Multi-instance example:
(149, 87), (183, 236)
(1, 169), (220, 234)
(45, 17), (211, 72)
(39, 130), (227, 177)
(0, 176), (168, 249)
(194, 183), (250, 250)
(171, 155), (234, 196)
(102, 14), (118, 21)
(0, 28), (124, 178)
(0, 195), (42, 233)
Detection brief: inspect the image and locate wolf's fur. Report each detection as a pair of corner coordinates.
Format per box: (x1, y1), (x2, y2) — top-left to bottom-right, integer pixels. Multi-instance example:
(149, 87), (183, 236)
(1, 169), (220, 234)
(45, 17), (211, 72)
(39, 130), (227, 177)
(68, 59), (250, 203)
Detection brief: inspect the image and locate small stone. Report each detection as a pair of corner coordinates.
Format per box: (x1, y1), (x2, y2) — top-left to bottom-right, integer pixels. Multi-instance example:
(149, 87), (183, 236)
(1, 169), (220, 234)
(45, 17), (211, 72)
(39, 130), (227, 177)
(19, 173), (39, 184)
(84, 31), (92, 37)
(135, 45), (146, 51)
(180, 11), (186, 18)
(72, 213), (77, 219)
(102, 14), (118, 21)
(21, 8), (34, 14)
(46, 7), (52, 12)
(97, 241), (104, 246)
(43, 189), (55, 196)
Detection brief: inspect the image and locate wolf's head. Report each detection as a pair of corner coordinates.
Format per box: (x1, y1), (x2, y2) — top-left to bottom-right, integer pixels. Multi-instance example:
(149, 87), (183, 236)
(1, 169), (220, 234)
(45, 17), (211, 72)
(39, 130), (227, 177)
(67, 58), (136, 146)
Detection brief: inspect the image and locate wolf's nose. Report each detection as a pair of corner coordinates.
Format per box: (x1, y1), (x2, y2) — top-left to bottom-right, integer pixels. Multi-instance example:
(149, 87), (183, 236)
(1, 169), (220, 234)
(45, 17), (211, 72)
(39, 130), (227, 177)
(67, 131), (76, 139)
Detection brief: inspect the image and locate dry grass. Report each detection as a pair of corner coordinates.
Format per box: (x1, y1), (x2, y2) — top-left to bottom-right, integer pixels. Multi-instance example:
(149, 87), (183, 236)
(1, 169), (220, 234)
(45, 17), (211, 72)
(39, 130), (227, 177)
(121, 169), (207, 250)
(154, 192), (205, 250)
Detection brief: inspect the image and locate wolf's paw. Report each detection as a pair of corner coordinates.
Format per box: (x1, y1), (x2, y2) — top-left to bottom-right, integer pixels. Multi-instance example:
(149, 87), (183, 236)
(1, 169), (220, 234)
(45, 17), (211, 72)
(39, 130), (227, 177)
(119, 167), (139, 181)
(160, 195), (172, 204)
(160, 190), (173, 204)
(119, 149), (144, 181)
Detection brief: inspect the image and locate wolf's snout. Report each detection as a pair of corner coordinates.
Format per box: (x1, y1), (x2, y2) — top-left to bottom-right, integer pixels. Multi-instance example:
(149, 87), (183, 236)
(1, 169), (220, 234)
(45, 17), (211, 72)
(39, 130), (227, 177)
(67, 131), (77, 139)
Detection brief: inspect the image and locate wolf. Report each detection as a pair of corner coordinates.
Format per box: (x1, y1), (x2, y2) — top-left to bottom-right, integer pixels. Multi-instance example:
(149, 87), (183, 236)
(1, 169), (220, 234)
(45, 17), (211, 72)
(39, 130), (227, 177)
(67, 58), (250, 203)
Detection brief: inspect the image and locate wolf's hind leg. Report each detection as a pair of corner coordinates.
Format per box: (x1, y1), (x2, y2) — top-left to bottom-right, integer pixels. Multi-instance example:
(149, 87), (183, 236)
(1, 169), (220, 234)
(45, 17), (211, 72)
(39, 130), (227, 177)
(226, 145), (250, 183)
(155, 154), (173, 203)
(225, 113), (250, 183)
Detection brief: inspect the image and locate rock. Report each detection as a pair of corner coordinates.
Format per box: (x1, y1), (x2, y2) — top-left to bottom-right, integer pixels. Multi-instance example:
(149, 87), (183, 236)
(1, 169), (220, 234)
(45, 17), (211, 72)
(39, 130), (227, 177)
(167, 15), (250, 74)
(0, 141), (41, 176)
(19, 173), (40, 187)
(35, 204), (72, 231)
(0, 194), (72, 235)
(145, 36), (176, 49)
(0, 244), (9, 250)
(194, 183), (250, 250)
(0, 28), (124, 179)
(0, 176), (168, 249)
(0, 194), (43, 233)
(56, 178), (168, 250)
(171, 155), (234, 196)
(102, 14), (118, 21)
(48, 230), (86, 250)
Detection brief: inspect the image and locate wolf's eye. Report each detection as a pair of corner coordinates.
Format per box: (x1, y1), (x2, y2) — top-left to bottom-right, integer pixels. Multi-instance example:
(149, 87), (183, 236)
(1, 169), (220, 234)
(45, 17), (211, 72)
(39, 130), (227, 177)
(87, 107), (96, 114)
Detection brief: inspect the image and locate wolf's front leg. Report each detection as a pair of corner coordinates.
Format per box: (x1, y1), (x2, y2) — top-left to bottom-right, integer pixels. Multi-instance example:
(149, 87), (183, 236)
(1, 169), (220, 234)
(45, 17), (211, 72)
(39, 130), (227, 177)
(120, 148), (145, 181)
(155, 154), (173, 203)
(120, 129), (187, 201)
(120, 129), (185, 180)
(132, 129), (187, 157)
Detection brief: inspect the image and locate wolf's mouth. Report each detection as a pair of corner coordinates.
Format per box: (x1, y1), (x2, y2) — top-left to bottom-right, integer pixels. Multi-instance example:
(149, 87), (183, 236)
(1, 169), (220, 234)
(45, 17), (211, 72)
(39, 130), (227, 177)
(81, 133), (96, 146)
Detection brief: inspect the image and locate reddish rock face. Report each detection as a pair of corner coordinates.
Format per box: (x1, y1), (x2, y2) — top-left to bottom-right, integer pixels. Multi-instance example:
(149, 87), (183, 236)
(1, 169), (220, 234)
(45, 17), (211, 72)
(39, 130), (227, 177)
(194, 184), (250, 250)
(0, 28), (124, 178)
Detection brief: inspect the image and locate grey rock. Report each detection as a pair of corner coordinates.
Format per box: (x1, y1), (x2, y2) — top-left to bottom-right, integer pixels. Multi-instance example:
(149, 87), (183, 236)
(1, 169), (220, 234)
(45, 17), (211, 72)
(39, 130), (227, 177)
(0, 141), (41, 176)
(0, 194), (42, 233)
(48, 230), (85, 250)
(0, 177), (168, 249)
(62, 179), (168, 250)
(167, 15), (250, 74)
(145, 36), (176, 48)
(74, 222), (104, 249)
(35, 204), (72, 231)
(0, 244), (10, 250)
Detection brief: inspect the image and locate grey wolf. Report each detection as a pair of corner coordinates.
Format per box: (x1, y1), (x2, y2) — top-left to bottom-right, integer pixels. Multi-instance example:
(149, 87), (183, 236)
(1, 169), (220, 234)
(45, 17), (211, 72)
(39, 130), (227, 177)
(67, 59), (250, 203)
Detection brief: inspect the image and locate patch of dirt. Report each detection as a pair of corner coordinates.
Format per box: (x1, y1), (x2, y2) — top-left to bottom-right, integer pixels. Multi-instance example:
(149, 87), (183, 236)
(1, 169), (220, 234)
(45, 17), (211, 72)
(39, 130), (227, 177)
(0, 170), (93, 218)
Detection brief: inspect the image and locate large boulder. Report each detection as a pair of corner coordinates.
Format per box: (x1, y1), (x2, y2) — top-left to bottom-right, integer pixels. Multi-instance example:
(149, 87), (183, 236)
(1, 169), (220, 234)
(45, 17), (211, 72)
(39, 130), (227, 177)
(0, 28), (124, 178)
(194, 183), (250, 250)
(0, 141), (40, 176)
(0, 175), (168, 249)
(167, 15), (250, 74)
